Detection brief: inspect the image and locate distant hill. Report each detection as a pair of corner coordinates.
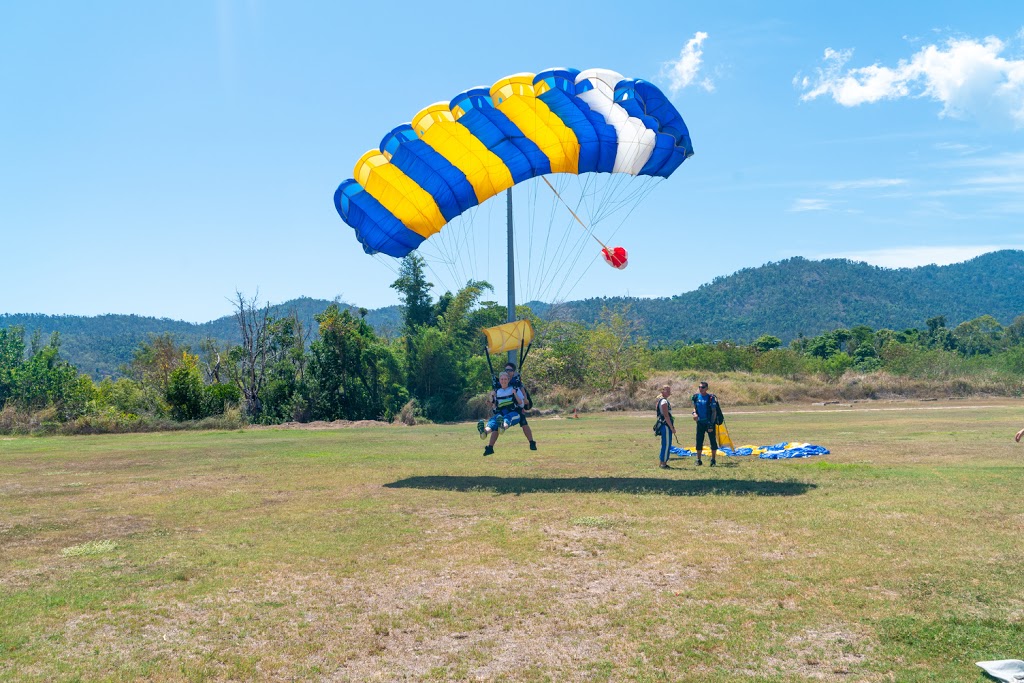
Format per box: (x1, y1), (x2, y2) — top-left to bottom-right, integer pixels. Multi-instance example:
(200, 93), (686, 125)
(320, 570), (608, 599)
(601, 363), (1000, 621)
(536, 250), (1024, 344)
(5, 251), (1024, 377)
(0, 298), (400, 379)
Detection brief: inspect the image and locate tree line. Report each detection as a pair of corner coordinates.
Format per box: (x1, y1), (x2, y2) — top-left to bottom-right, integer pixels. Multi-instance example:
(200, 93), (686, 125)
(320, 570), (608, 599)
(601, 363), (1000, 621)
(2, 255), (1023, 434)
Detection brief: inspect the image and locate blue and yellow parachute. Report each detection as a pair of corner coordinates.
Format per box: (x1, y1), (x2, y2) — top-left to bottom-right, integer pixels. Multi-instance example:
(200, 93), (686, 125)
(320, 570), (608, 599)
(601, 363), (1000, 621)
(334, 68), (694, 258)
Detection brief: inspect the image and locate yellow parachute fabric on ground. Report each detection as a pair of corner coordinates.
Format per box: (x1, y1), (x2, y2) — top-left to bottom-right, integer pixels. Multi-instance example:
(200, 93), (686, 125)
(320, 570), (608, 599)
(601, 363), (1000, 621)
(715, 423), (735, 451)
(483, 320), (535, 355)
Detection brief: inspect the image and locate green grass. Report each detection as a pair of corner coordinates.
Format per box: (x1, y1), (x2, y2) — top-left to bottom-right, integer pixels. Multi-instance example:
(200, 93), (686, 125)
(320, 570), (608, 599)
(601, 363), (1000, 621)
(1, 399), (1023, 681)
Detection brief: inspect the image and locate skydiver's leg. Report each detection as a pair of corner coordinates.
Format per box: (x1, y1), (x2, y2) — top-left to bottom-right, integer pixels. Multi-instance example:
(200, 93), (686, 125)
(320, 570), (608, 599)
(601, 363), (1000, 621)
(695, 423), (706, 466)
(659, 425), (671, 468)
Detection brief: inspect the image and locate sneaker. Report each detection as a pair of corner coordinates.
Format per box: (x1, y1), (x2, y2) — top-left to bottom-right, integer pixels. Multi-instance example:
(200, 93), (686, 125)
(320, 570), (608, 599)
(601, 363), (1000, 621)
(659, 462), (670, 469)
(696, 458), (703, 466)
(483, 445), (494, 456)
(529, 441), (537, 451)
(477, 420), (486, 439)
(710, 457), (717, 467)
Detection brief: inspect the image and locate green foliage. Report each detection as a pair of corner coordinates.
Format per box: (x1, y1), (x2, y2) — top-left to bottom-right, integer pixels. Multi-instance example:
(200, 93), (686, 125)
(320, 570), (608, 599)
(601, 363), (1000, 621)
(391, 254), (435, 333)
(751, 334), (782, 352)
(752, 348), (805, 378)
(652, 342), (755, 373)
(306, 304), (407, 421)
(165, 353), (206, 421)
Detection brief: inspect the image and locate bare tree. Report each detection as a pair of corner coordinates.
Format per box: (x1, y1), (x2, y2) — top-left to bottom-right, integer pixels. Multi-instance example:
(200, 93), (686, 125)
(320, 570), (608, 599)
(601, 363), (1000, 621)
(227, 291), (271, 418)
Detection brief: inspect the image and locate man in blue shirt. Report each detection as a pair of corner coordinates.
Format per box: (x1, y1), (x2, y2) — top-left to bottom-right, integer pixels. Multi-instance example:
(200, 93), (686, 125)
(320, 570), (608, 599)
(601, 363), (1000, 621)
(690, 381), (721, 466)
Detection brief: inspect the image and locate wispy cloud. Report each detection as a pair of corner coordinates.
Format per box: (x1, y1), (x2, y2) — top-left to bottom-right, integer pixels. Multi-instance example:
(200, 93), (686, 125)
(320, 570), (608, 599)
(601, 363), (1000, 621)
(795, 33), (1024, 128)
(664, 32), (714, 94)
(827, 178), (907, 190)
(817, 245), (1021, 268)
(789, 198), (832, 212)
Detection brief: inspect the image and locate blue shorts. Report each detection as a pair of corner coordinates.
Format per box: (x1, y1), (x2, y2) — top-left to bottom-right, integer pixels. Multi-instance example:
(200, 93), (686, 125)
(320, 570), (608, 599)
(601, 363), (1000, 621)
(487, 411), (522, 431)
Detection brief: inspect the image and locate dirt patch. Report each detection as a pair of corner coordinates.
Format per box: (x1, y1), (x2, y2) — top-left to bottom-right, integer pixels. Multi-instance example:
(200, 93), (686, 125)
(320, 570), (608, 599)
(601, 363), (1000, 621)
(247, 420), (392, 431)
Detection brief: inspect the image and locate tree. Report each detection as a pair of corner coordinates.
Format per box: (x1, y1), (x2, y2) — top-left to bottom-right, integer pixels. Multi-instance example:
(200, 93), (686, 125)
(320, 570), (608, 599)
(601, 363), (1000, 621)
(587, 306), (650, 394)
(391, 254), (434, 333)
(307, 304), (406, 421)
(952, 315), (1004, 356)
(166, 352), (206, 421)
(226, 291), (272, 418)
(751, 335), (782, 353)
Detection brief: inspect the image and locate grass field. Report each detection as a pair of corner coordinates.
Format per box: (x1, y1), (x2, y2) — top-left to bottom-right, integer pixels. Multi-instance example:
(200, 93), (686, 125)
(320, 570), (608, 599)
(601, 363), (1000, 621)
(2, 399), (1023, 682)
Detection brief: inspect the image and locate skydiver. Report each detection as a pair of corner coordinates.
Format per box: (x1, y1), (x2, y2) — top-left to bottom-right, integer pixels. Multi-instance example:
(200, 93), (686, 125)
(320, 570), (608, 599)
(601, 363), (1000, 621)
(691, 381), (722, 467)
(655, 384), (677, 469)
(477, 371), (536, 455)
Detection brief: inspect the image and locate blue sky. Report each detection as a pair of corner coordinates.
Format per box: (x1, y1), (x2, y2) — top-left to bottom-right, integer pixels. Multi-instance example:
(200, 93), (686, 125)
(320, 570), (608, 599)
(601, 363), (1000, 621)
(3, 1), (1023, 322)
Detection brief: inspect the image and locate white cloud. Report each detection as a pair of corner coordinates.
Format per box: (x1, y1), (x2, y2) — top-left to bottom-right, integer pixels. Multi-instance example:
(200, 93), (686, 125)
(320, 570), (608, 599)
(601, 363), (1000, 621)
(797, 34), (1024, 128)
(789, 198), (832, 212)
(827, 178), (907, 190)
(665, 32), (714, 94)
(817, 245), (1021, 268)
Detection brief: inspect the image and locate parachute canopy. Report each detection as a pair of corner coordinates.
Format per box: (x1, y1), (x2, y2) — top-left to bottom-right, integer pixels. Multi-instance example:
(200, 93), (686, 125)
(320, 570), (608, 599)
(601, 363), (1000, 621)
(335, 68), (694, 258)
(482, 319), (535, 356)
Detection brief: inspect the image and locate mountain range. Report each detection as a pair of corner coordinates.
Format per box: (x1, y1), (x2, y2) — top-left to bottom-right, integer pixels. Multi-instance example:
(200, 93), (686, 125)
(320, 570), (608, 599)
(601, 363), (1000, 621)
(4, 250), (1023, 378)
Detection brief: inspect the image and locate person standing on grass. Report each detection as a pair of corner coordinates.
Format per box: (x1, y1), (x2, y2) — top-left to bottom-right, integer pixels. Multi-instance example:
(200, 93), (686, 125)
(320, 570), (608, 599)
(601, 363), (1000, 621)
(691, 381), (721, 467)
(477, 371), (536, 456)
(656, 385), (676, 469)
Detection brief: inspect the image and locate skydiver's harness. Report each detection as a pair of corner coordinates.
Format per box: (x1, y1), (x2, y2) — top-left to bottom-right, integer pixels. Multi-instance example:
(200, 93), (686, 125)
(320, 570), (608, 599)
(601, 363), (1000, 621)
(691, 393), (724, 427)
(653, 397), (674, 436)
(492, 386), (523, 417)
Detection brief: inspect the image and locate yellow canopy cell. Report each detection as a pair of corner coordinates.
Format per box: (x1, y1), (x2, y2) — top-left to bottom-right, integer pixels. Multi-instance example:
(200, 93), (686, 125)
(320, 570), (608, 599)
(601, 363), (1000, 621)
(353, 151), (447, 238)
(412, 103), (514, 203)
(491, 75), (579, 174)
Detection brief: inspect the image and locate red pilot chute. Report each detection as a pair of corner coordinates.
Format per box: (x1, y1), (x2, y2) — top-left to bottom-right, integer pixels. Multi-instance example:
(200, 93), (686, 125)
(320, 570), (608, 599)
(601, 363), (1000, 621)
(601, 246), (628, 269)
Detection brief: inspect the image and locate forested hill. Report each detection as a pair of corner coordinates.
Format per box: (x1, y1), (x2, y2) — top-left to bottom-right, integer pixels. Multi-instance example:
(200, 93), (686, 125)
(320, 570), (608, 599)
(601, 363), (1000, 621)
(0, 299), (401, 379)
(5, 251), (1024, 377)
(535, 250), (1024, 344)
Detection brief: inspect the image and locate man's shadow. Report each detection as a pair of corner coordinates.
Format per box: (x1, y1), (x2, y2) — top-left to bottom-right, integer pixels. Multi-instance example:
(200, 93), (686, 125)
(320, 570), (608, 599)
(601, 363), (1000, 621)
(384, 475), (815, 497)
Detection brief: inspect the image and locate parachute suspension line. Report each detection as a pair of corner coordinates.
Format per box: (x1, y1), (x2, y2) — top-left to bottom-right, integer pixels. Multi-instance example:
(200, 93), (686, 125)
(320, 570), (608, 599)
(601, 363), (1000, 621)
(540, 176), (609, 251)
(537, 180), (598, 305)
(529, 175), (564, 306)
(371, 253), (400, 277)
(531, 176), (586, 305)
(557, 177), (666, 301)
(506, 187), (516, 363)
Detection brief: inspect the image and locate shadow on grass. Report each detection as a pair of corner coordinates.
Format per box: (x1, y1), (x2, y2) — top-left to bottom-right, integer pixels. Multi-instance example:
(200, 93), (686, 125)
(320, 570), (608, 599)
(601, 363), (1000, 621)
(384, 475), (815, 497)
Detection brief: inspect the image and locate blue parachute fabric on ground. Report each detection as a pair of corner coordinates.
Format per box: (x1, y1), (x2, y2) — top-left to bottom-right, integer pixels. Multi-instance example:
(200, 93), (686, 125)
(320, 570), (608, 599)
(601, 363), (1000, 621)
(758, 444), (830, 459)
(333, 180), (425, 257)
(668, 443), (829, 459)
(670, 446), (747, 457)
